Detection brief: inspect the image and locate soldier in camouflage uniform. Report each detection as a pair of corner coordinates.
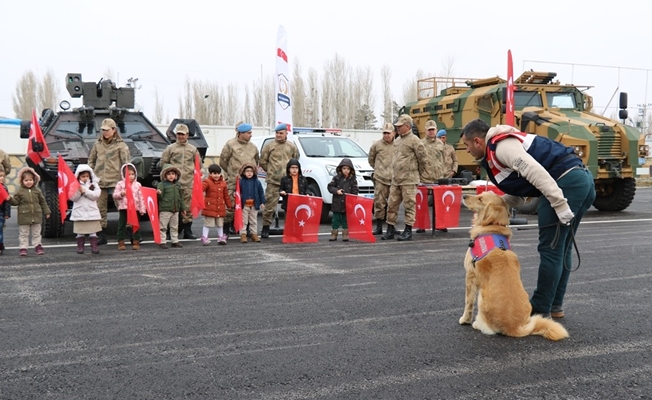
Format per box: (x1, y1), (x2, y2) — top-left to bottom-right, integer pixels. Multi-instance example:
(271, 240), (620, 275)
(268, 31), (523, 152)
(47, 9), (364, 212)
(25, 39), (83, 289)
(368, 123), (396, 235)
(160, 124), (199, 239)
(437, 129), (459, 178)
(382, 114), (430, 241)
(88, 118), (131, 245)
(259, 123), (299, 238)
(0, 148), (10, 176)
(416, 120), (446, 233)
(219, 123), (260, 235)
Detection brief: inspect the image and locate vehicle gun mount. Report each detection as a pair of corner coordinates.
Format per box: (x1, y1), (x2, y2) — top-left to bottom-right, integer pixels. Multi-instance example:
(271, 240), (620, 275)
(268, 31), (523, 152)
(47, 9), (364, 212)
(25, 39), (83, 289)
(66, 73), (135, 109)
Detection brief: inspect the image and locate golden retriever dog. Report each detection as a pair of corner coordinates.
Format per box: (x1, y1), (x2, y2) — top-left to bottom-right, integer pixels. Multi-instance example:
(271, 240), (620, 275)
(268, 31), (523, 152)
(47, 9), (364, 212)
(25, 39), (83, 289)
(459, 192), (568, 341)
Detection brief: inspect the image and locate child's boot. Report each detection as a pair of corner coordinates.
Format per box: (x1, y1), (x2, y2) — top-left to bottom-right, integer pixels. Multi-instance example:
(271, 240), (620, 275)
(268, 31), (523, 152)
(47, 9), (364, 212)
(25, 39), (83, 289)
(35, 244), (44, 255)
(329, 230), (338, 241)
(118, 240), (126, 251)
(77, 237), (85, 254)
(90, 236), (100, 254)
(19, 248), (27, 257)
(132, 240), (140, 250)
(240, 233), (248, 243)
(251, 233), (261, 242)
(342, 229), (349, 242)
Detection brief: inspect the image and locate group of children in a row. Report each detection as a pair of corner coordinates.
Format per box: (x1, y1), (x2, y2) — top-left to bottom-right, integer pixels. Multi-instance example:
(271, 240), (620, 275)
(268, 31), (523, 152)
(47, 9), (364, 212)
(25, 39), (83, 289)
(0, 157), (359, 256)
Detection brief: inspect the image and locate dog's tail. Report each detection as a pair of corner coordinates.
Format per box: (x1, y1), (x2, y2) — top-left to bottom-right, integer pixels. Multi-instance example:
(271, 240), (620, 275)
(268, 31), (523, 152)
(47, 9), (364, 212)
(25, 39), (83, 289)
(524, 315), (569, 341)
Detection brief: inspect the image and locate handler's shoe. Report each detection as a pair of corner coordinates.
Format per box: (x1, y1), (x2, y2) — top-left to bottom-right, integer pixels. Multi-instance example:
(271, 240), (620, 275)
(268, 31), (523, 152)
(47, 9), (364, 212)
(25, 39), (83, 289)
(551, 305), (565, 319)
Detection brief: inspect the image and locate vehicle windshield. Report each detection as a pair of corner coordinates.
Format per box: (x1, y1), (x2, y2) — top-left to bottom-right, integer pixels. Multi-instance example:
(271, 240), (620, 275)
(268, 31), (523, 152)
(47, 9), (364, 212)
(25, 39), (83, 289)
(546, 92), (577, 109)
(514, 91), (543, 108)
(52, 120), (154, 138)
(298, 136), (368, 158)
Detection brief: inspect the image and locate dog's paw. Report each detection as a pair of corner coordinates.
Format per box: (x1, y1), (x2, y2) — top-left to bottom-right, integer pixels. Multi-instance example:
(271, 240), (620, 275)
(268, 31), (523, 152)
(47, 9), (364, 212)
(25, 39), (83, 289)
(459, 315), (472, 325)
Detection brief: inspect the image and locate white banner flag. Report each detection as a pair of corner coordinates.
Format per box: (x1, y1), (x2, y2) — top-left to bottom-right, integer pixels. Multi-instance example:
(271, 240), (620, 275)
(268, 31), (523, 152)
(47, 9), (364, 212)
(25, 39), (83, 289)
(275, 25), (293, 138)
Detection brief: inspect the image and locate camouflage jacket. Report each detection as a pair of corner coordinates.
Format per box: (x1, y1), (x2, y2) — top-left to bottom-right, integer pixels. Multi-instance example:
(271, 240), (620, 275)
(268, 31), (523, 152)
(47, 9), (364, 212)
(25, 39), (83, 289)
(88, 137), (131, 188)
(259, 139), (299, 185)
(0, 149), (10, 175)
(392, 133), (430, 185)
(368, 139), (395, 185)
(160, 142), (198, 189)
(219, 138), (260, 190)
(421, 137), (445, 183)
(443, 142), (458, 177)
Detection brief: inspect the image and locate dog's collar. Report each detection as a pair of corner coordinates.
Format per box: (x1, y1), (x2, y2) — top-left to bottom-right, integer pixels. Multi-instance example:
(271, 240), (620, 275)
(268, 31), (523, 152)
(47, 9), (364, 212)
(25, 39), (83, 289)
(469, 233), (511, 262)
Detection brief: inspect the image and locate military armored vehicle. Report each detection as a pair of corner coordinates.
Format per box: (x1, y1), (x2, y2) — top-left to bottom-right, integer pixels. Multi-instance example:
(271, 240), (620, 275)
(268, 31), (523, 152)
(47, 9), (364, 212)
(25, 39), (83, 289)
(20, 73), (208, 238)
(401, 70), (649, 213)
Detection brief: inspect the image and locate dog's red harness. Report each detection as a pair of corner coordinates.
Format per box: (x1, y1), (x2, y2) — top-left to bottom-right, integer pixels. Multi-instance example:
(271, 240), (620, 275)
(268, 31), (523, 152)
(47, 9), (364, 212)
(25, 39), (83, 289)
(469, 234), (511, 263)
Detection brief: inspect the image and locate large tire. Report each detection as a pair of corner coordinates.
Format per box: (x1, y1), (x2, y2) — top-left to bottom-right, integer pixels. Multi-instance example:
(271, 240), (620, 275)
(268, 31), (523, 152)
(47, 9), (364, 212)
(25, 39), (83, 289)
(307, 181), (330, 223)
(40, 180), (65, 238)
(515, 196), (540, 215)
(593, 178), (636, 212)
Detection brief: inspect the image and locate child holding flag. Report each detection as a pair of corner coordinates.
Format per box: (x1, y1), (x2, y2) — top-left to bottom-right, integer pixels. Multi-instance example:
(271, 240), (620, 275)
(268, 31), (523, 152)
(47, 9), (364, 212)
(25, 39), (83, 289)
(113, 163), (145, 250)
(11, 167), (50, 256)
(0, 169), (11, 255)
(69, 165), (102, 255)
(327, 158), (358, 242)
(157, 164), (186, 249)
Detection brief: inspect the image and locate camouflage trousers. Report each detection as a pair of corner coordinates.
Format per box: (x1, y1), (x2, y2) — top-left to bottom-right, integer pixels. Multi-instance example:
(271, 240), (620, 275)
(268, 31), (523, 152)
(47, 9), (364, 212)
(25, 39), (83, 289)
(98, 188), (118, 229)
(372, 181), (391, 220)
(262, 182), (280, 226)
(386, 184), (417, 227)
(181, 186), (193, 224)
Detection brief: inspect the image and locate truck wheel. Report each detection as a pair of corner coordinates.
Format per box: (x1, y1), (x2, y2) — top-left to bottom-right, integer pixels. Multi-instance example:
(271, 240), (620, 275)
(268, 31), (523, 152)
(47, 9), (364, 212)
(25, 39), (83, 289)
(307, 182), (330, 223)
(40, 180), (65, 238)
(515, 197), (540, 215)
(592, 178), (636, 212)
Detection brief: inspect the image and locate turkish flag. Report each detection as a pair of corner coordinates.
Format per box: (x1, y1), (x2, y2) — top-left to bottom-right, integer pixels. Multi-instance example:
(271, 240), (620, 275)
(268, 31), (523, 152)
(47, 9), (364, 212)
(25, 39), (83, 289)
(414, 185), (431, 230)
(345, 194), (375, 243)
(283, 194), (323, 244)
(141, 187), (161, 244)
(125, 177), (140, 233)
(0, 184), (8, 205)
(27, 109), (51, 165)
(233, 177), (243, 233)
(506, 50), (515, 126)
(476, 184), (504, 196)
(433, 185), (462, 229)
(57, 154), (78, 223)
(190, 153), (205, 218)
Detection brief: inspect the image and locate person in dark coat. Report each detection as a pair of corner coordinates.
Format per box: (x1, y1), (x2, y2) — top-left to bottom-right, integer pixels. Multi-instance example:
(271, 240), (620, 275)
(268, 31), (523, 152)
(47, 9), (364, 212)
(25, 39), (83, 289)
(327, 158), (359, 242)
(279, 158), (310, 212)
(238, 163), (265, 243)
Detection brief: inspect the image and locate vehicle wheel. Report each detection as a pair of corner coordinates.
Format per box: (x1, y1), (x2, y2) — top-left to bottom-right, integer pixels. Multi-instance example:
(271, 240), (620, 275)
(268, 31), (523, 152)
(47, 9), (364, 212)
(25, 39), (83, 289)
(40, 180), (65, 238)
(593, 178), (636, 212)
(515, 196), (540, 215)
(307, 182), (330, 223)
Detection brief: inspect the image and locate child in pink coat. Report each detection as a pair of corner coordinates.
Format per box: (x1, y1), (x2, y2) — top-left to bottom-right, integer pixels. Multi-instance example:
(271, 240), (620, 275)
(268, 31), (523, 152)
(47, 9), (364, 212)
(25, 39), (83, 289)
(113, 163), (145, 250)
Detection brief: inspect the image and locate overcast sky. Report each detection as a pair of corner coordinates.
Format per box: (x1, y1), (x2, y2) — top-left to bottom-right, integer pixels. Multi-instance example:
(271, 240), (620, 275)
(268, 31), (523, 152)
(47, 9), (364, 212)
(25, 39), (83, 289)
(2, 0), (652, 125)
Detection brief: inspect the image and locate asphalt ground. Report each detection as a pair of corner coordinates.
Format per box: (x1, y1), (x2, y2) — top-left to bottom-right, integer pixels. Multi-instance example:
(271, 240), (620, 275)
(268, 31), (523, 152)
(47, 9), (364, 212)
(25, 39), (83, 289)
(1, 189), (652, 399)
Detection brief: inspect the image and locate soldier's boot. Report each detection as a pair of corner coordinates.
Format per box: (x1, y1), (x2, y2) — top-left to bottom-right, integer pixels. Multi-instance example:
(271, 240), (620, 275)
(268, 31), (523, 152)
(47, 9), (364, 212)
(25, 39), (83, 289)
(329, 230), (338, 241)
(372, 219), (383, 235)
(261, 225), (270, 239)
(118, 240), (126, 251)
(98, 229), (107, 245)
(397, 225), (413, 241)
(342, 229), (349, 242)
(132, 240), (140, 250)
(183, 222), (197, 240)
(381, 224), (396, 240)
(76, 237), (85, 254)
(90, 236), (100, 254)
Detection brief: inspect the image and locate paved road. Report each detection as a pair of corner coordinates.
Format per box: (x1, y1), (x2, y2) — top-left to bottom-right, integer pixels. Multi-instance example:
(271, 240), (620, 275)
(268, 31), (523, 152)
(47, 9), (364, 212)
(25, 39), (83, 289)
(1, 189), (652, 399)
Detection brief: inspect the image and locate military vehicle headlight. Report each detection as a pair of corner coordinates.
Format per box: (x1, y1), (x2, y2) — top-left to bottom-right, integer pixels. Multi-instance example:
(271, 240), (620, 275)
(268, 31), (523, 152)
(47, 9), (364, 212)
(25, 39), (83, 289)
(639, 145), (649, 157)
(573, 146), (586, 158)
(325, 164), (337, 176)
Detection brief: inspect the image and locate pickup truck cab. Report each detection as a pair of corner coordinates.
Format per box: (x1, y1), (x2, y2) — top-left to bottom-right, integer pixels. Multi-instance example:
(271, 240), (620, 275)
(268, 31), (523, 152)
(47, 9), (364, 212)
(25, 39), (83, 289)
(251, 130), (374, 222)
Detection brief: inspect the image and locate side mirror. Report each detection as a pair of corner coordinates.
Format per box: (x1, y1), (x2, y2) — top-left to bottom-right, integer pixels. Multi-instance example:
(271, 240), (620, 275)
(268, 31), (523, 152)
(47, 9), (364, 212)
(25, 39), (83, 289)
(619, 92), (628, 109)
(19, 120), (31, 139)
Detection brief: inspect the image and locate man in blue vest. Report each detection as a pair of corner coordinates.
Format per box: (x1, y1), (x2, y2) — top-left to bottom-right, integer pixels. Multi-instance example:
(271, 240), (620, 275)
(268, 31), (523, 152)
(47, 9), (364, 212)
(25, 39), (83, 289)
(461, 119), (596, 319)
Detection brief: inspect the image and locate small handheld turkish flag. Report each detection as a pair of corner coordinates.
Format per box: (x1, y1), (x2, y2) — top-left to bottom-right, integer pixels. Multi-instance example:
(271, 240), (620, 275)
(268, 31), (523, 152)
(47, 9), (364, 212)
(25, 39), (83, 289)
(27, 109), (51, 165)
(125, 176), (140, 233)
(433, 185), (462, 229)
(0, 184), (8, 205)
(233, 177), (243, 234)
(414, 185), (431, 230)
(345, 194), (375, 243)
(190, 153), (205, 218)
(57, 155), (78, 223)
(283, 194), (323, 243)
(141, 187), (161, 244)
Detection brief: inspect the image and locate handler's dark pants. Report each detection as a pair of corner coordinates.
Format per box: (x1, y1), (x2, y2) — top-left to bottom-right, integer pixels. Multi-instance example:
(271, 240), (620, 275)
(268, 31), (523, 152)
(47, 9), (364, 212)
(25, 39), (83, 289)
(530, 167), (596, 314)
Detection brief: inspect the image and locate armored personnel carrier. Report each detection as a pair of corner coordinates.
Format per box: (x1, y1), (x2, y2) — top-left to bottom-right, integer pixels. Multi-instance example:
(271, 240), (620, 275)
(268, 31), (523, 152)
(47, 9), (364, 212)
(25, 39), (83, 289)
(402, 71), (649, 213)
(20, 73), (208, 237)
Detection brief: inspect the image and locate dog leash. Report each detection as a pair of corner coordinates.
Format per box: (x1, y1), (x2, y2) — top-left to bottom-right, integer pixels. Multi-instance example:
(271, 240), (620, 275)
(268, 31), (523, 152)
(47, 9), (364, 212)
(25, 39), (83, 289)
(544, 220), (581, 272)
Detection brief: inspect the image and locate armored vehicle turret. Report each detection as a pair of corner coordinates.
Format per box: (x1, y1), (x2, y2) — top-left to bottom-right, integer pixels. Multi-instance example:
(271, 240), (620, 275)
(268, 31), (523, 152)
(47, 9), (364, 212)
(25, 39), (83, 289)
(20, 73), (209, 237)
(402, 71), (648, 213)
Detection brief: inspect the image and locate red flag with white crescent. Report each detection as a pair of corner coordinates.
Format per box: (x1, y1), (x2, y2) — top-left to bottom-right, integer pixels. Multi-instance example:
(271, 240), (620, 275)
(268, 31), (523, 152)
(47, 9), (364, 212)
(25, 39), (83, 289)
(283, 194), (323, 243)
(0, 184), (8, 205)
(433, 185), (462, 229)
(27, 109), (51, 165)
(141, 187), (161, 244)
(233, 177), (243, 234)
(57, 154), (78, 223)
(190, 153), (205, 218)
(125, 176), (140, 233)
(344, 194), (375, 243)
(414, 185), (431, 230)
(506, 49), (515, 126)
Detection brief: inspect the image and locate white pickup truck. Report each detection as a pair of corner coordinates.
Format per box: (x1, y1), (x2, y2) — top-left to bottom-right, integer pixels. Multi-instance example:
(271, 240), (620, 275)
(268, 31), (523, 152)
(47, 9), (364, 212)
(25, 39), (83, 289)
(251, 132), (375, 222)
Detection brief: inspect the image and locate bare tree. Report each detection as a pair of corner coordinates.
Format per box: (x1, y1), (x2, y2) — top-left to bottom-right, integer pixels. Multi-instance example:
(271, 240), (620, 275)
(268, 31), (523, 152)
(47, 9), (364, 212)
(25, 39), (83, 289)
(265, 74), (275, 128)
(252, 76), (265, 126)
(322, 54), (350, 128)
(243, 84), (252, 123)
(306, 68), (320, 127)
(37, 68), (60, 112)
(224, 83), (240, 126)
(381, 64), (393, 124)
(291, 59), (306, 127)
(103, 67), (116, 83)
(153, 86), (164, 124)
(12, 70), (38, 119)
